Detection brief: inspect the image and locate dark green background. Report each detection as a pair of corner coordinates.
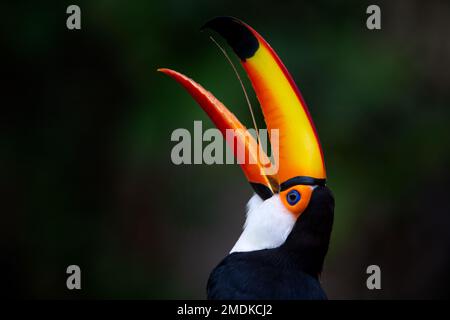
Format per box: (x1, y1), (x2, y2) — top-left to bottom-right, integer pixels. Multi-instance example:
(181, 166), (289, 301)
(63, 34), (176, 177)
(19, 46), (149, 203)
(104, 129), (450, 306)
(2, 0), (450, 299)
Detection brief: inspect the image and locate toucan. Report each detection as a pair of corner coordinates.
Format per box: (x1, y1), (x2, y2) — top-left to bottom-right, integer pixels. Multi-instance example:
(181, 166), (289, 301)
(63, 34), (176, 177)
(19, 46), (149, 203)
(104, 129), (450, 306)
(159, 17), (334, 300)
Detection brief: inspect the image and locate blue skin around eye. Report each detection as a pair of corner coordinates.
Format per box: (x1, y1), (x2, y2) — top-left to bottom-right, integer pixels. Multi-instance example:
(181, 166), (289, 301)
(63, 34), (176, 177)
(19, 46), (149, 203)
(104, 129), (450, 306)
(287, 190), (301, 205)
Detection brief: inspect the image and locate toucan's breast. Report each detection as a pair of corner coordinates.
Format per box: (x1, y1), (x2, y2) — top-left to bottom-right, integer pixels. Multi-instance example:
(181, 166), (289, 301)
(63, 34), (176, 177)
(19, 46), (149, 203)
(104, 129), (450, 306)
(207, 250), (327, 300)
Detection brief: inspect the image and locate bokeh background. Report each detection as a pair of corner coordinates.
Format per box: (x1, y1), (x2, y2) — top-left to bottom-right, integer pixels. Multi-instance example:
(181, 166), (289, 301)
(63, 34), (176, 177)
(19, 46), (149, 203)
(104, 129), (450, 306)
(2, 0), (450, 299)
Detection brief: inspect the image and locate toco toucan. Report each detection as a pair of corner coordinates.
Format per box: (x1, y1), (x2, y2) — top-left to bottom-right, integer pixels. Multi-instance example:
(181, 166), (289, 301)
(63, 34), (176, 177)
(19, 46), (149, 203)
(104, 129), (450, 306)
(159, 16), (334, 300)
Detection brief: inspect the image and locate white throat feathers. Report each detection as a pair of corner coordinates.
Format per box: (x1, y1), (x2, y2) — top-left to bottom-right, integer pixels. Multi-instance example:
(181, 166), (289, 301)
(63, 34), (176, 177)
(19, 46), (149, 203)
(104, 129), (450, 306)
(230, 193), (296, 253)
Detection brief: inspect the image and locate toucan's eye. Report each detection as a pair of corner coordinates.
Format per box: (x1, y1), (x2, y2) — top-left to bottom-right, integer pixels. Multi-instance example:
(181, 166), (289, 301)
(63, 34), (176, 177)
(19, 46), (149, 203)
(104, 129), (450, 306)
(286, 190), (301, 206)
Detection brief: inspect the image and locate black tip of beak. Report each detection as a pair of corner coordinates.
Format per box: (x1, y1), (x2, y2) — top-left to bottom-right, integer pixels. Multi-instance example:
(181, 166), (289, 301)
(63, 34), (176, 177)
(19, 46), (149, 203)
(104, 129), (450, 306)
(201, 16), (259, 61)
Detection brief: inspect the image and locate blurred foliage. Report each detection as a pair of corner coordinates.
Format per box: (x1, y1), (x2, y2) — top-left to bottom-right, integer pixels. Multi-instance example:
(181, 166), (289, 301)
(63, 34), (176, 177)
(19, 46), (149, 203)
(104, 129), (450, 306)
(2, 0), (450, 298)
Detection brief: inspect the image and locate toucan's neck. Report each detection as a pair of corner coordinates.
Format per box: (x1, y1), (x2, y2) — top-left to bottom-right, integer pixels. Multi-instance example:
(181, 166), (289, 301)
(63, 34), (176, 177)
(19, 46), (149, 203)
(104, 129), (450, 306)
(279, 185), (335, 277)
(230, 186), (334, 277)
(278, 231), (329, 277)
(230, 194), (296, 254)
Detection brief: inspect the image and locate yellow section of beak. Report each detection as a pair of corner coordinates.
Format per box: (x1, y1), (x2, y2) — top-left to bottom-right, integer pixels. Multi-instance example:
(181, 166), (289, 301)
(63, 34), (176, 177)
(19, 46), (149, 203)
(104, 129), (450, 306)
(243, 36), (326, 183)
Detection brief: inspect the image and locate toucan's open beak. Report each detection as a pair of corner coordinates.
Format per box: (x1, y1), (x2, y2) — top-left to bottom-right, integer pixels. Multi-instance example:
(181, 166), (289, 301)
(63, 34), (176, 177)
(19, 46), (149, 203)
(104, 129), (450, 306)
(159, 16), (326, 199)
(202, 17), (326, 190)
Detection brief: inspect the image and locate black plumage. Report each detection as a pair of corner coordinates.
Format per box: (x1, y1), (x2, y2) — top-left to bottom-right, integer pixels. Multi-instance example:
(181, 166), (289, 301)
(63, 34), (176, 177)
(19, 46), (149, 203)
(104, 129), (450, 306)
(207, 186), (334, 299)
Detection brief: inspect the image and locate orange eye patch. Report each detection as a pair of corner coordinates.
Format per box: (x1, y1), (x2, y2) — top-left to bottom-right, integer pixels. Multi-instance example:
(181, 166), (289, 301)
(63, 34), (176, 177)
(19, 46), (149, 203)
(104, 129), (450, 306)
(280, 185), (314, 218)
